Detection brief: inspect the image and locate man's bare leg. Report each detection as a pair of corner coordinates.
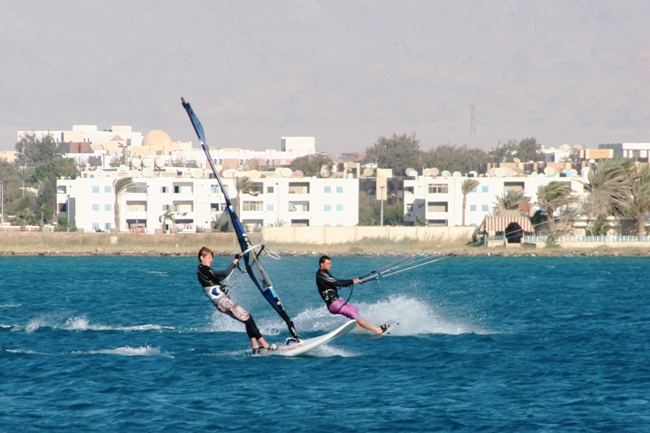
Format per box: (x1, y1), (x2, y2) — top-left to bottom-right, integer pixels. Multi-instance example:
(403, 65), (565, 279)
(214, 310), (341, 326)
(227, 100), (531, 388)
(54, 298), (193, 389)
(356, 317), (384, 334)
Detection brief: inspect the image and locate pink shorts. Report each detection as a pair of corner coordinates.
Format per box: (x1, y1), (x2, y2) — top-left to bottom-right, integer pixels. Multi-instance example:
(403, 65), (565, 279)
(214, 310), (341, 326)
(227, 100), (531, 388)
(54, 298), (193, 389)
(328, 298), (360, 320)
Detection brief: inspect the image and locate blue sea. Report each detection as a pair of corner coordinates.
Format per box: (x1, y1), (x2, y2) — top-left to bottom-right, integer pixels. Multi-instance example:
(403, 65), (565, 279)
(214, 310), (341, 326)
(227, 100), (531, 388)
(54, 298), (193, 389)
(1, 254), (649, 432)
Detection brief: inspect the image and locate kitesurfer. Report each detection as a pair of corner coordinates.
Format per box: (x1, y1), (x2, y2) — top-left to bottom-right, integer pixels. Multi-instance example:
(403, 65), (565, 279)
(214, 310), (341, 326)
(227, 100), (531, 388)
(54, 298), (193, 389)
(197, 246), (276, 354)
(316, 255), (389, 334)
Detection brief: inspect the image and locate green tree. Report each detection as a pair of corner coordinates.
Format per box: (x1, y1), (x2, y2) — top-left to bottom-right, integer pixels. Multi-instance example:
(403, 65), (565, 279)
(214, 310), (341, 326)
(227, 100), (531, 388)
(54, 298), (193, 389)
(461, 179), (479, 226)
(15, 132), (63, 166)
(18, 207), (35, 230)
(494, 190), (531, 217)
(235, 176), (252, 218)
(364, 133), (421, 176)
(422, 144), (489, 174)
(621, 166), (650, 236)
(39, 203), (52, 227)
(582, 159), (635, 234)
(536, 181), (578, 236)
(517, 137), (543, 162)
(358, 192), (378, 226)
(159, 209), (174, 234)
(113, 177), (133, 231)
(290, 154), (334, 177)
(212, 211), (231, 232)
(488, 140), (519, 163)
(29, 157), (78, 183)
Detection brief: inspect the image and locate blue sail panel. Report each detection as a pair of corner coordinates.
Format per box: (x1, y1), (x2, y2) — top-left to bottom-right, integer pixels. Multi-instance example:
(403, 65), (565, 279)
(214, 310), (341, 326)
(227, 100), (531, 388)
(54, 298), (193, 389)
(181, 98), (300, 340)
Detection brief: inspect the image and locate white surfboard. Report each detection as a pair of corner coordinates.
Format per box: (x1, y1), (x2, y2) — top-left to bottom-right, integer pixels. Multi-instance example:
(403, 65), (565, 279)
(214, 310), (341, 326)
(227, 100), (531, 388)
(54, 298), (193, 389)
(270, 320), (357, 357)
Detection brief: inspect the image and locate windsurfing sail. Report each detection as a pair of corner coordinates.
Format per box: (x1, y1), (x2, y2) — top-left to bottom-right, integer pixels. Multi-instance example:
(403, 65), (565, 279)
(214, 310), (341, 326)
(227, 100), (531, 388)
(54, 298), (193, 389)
(357, 253), (455, 284)
(181, 98), (300, 340)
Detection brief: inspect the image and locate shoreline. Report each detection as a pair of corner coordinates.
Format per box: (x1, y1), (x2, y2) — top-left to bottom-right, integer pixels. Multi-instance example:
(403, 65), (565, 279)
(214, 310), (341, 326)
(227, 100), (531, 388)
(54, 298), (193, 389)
(1, 232), (649, 258)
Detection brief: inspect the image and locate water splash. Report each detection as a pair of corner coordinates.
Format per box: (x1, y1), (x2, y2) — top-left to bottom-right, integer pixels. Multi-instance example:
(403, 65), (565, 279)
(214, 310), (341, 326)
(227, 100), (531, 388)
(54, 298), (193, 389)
(252, 294), (488, 337)
(85, 345), (172, 357)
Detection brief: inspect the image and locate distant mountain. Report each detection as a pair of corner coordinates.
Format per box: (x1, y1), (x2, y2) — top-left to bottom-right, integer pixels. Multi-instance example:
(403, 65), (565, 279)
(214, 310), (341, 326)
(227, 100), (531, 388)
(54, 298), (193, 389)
(1, 0), (649, 154)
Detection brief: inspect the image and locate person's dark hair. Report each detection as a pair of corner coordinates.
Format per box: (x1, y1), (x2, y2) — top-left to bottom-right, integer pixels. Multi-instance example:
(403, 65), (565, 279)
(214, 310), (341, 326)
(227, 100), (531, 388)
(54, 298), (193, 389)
(198, 246), (213, 260)
(319, 255), (331, 265)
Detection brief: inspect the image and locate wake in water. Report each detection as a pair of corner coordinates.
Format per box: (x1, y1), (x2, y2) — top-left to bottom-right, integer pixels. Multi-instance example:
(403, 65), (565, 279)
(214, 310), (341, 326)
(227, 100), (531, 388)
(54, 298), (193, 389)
(11, 315), (175, 333)
(81, 345), (172, 358)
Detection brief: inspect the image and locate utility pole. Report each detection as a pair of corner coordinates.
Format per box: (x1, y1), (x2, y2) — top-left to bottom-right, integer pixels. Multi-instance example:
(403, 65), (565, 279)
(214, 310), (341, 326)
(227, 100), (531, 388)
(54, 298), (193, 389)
(380, 185), (385, 227)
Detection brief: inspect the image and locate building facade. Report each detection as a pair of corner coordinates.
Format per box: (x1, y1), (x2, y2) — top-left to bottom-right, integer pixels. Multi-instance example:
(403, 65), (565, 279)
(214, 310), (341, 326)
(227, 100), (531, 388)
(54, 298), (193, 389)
(56, 172), (359, 233)
(403, 174), (586, 227)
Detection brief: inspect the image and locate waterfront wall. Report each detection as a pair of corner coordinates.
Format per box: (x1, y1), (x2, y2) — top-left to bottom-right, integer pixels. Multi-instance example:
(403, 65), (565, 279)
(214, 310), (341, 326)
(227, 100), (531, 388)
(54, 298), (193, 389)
(261, 226), (476, 245)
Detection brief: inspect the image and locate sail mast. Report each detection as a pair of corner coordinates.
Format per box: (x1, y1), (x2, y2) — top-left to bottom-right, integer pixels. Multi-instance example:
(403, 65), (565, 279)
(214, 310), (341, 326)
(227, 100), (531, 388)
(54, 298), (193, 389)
(181, 98), (300, 340)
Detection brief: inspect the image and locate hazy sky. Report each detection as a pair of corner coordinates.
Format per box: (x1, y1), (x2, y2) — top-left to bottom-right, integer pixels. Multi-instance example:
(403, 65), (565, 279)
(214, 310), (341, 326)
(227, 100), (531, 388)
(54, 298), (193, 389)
(2, 0), (649, 154)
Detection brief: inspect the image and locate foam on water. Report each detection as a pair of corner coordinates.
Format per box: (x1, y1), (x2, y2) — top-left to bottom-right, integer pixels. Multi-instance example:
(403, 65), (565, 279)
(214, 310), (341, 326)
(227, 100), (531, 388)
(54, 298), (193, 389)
(84, 345), (172, 357)
(17, 315), (174, 333)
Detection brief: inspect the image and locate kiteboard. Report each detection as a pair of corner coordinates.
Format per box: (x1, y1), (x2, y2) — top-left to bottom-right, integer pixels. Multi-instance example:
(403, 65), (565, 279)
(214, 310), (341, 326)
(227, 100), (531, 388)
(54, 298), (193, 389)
(270, 320), (357, 357)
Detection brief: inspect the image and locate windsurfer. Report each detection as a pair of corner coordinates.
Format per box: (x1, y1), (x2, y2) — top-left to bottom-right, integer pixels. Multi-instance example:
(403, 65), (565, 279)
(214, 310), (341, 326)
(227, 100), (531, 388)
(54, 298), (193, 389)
(197, 246), (276, 354)
(316, 255), (389, 334)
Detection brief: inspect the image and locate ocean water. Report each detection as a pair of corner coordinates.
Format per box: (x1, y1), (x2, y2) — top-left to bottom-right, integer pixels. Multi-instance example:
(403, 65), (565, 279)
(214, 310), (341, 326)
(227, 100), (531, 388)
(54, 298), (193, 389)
(1, 254), (649, 432)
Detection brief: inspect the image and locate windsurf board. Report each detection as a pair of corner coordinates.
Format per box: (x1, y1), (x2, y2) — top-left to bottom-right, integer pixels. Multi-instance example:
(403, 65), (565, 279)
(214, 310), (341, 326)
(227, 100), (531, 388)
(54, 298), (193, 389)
(270, 320), (357, 357)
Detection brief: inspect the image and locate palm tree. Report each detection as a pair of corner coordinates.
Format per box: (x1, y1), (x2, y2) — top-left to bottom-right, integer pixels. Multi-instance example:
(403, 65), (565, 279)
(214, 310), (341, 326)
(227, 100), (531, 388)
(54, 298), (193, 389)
(212, 212), (230, 232)
(159, 209), (174, 234)
(113, 177), (133, 232)
(582, 159), (635, 234)
(40, 203), (51, 227)
(461, 179), (479, 226)
(18, 207), (35, 231)
(621, 166), (650, 236)
(494, 189), (531, 216)
(235, 176), (252, 218)
(536, 181), (578, 235)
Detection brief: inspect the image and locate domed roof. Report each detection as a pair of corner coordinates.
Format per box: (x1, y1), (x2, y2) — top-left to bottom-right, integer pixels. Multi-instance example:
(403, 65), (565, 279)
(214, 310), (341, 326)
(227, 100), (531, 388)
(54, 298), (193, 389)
(142, 130), (172, 147)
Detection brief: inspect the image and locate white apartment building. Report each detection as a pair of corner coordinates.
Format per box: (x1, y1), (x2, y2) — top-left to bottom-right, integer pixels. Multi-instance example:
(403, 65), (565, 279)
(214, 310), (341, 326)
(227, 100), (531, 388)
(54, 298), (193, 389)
(56, 172), (359, 233)
(403, 174), (587, 227)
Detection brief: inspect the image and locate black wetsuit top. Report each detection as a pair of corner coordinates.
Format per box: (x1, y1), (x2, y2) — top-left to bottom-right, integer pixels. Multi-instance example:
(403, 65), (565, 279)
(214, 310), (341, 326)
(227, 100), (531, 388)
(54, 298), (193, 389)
(197, 263), (236, 287)
(316, 269), (354, 306)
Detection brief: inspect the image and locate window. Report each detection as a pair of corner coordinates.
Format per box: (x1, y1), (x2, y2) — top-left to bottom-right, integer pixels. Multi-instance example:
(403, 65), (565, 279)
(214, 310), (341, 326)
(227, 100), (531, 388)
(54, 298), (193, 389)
(210, 185), (219, 194)
(336, 186), (343, 193)
(267, 204), (274, 212)
(324, 186), (331, 193)
(471, 187), (477, 193)
(104, 186), (111, 193)
(57, 186), (67, 194)
(104, 223), (111, 230)
(92, 204), (100, 211)
(482, 186), (489, 193)
(161, 186), (168, 193)
(92, 186), (99, 193)
(336, 204), (343, 212)
(104, 204), (111, 211)
(324, 204), (331, 212)
(210, 203), (226, 212)
(92, 223), (99, 230)
(267, 186), (275, 194)
(427, 202), (448, 212)
(174, 185), (180, 194)
(482, 204), (489, 212)
(428, 184), (448, 194)
(243, 201), (264, 212)
(470, 204), (477, 212)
